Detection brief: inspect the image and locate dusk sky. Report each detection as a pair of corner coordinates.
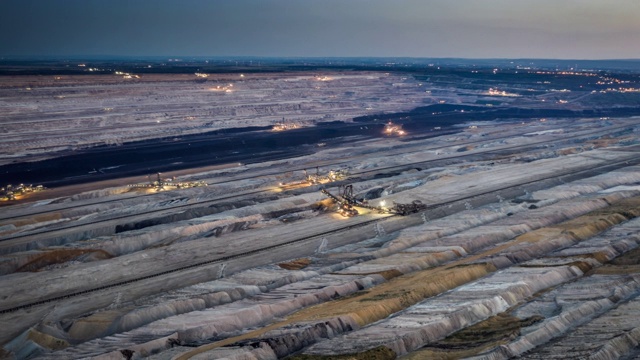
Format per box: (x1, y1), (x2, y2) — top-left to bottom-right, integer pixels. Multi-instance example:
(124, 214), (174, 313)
(1, 0), (639, 59)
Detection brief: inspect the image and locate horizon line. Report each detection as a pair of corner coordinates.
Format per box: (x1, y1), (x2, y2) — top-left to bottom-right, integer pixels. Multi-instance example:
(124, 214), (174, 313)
(2, 55), (640, 62)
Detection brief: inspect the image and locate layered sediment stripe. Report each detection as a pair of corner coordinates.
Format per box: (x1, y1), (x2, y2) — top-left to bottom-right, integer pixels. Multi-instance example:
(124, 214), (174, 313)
(173, 195), (640, 359)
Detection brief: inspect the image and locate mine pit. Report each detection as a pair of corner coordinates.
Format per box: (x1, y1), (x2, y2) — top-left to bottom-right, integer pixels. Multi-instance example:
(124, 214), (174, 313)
(2, 68), (640, 359)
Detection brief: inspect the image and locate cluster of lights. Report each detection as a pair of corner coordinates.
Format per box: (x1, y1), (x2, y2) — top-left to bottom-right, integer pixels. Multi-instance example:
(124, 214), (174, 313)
(486, 88), (520, 97)
(115, 71), (140, 79)
(208, 84), (234, 93)
(1, 183), (45, 201)
(591, 87), (640, 94)
(384, 122), (406, 136)
(533, 71), (597, 77)
(77, 64), (104, 72)
(597, 77), (631, 85)
(272, 122), (300, 131)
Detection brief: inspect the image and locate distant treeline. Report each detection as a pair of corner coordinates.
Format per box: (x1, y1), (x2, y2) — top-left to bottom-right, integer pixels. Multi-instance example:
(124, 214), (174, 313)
(2, 57), (640, 75)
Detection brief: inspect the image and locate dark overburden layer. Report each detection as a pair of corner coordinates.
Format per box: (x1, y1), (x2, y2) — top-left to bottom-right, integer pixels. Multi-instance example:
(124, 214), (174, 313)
(2, 58), (640, 188)
(354, 104), (640, 129)
(0, 120), (448, 187)
(3, 101), (640, 187)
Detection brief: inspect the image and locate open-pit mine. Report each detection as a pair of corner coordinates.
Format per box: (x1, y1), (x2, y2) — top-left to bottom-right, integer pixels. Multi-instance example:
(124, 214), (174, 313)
(1, 60), (640, 359)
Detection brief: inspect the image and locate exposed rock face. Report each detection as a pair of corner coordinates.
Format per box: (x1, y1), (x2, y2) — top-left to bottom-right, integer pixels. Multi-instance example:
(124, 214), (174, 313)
(2, 76), (640, 360)
(0, 73), (427, 165)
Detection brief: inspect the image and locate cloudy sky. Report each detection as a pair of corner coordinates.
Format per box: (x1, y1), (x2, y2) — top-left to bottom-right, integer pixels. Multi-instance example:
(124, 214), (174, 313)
(1, 0), (639, 59)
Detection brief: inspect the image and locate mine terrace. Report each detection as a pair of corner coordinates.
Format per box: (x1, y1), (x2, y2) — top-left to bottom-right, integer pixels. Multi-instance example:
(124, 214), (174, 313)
(1, 58), (640, 359)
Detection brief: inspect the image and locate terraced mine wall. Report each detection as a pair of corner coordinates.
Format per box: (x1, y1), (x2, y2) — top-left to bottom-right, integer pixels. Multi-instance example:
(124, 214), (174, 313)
(2, 116), (640, 359)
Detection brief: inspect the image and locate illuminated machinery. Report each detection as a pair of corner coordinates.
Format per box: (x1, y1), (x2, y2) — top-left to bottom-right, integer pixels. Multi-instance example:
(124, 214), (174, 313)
(128, 173), (207, 192)
(320, 185), (360, 217)
(279, 167), (349, 188)
(305, 167), (348, 185)
(272, 118), (301, 132)
(1, 183), (46, 201)
(383, 121), (406, 136)
(320, 184), (427, 217)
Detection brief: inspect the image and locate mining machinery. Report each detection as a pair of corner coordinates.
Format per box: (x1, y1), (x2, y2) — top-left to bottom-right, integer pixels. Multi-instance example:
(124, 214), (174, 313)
(279, 167), (349, 188)
(1, 183), (46, 201)
(304, 167), (348, 185)
(384, 121), (406, 136)
(272, 118), (301, 132)
(128, 173), (207, 191)
(389, 200), (427, 215)
(338, 202), (359, 217)
(304, 167), (323, 185)
(320, 184), (427, 217)
(320, 185), (359, 217)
